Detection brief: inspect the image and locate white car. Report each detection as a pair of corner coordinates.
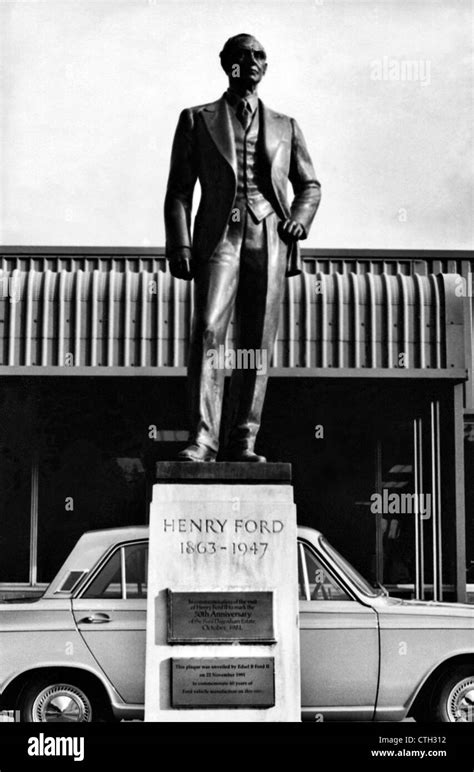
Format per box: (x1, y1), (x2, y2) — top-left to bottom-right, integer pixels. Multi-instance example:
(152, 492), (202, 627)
(1, 525), (473, 722)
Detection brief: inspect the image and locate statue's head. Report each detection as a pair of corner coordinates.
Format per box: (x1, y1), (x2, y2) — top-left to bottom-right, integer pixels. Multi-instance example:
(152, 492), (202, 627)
(219, 34), (267, 88)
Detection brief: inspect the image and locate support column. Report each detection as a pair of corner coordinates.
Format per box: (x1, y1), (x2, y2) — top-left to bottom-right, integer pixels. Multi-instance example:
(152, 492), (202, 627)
(453, 383), (467, 602)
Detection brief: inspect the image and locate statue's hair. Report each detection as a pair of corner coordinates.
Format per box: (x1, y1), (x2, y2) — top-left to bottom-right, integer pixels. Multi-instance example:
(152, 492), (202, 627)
(219, 34), (266, 72)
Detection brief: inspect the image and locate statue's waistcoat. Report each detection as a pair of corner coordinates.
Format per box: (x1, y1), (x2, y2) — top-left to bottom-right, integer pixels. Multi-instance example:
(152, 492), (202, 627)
(229, 107), (274, 222)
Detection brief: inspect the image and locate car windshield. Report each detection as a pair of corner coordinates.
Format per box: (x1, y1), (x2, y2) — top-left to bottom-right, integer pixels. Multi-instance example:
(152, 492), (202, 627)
(319, 536), (380, 598)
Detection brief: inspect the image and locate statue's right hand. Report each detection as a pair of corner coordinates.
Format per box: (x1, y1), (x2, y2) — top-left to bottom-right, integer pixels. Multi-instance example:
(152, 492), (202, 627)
(168, 248), (194, 280)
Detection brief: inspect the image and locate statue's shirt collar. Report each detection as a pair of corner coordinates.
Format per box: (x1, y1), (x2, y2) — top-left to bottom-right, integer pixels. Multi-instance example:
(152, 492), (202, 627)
(224, 88), (259, 115)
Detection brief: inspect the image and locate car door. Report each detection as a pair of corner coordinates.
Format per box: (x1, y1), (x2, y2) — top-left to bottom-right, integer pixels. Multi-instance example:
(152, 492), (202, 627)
(72, 541), (147, 704)
(298, 539), (379, 720)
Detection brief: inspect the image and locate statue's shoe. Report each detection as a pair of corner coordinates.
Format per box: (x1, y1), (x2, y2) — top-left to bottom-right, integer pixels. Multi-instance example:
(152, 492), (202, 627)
(225, 448), (266, 463)
(177, 443), (217, 462)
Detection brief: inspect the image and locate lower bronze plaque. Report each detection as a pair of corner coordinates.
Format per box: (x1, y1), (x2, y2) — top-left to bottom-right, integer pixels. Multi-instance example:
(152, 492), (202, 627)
(167, 591), (274, 643)
(171, 657), (275, 708)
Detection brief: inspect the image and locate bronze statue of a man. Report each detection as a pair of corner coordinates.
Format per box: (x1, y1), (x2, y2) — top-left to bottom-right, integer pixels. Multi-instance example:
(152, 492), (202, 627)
(165, 33), (321, 462)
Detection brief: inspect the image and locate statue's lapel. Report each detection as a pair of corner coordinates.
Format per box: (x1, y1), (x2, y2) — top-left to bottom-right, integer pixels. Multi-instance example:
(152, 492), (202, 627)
(202, 97), (237, 177)
(260, 102), (285, 167)
(201, 97), (285, 175)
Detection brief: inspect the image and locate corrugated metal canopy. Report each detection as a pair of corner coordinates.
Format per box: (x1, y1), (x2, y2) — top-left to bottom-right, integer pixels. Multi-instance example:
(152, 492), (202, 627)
(0, 267), (466, 376)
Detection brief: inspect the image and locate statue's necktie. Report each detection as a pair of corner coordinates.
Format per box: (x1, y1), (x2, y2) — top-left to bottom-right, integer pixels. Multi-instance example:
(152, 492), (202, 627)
(237, 99), (252, 131)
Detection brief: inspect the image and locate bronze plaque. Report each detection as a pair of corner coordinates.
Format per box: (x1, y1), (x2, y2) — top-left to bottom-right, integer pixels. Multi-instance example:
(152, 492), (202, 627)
(171, 657), (275, 708)
(167, 591), (274, 643)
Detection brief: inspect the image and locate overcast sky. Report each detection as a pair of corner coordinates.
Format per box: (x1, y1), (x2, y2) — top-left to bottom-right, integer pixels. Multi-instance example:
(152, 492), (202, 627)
(0, 0), (472, 249)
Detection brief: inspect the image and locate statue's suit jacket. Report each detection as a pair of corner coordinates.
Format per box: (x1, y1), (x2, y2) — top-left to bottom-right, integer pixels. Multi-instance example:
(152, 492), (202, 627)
(164, 95), (321, 275)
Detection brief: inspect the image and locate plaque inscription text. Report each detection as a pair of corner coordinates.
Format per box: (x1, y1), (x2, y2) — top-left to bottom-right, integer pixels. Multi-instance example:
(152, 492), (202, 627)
(167, 591), (274, 643)
(171, 657), (275, 708)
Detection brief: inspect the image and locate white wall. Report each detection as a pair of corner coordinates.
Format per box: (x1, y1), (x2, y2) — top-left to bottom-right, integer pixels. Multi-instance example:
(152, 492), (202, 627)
(0, 0), (472, 249)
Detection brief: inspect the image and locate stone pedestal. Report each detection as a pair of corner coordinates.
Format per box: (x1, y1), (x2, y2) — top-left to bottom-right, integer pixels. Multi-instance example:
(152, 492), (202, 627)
(144, 463), (300, 722)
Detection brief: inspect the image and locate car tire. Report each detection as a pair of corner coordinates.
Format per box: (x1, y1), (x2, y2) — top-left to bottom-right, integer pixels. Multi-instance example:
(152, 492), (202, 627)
(18, 673), (107, 723)
(429, 666), (474, 722)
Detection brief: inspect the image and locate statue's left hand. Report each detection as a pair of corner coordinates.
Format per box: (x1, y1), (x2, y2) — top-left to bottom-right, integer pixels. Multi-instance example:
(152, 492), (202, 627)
(168, 247), (194, 280)
(280, 219), (305, 240)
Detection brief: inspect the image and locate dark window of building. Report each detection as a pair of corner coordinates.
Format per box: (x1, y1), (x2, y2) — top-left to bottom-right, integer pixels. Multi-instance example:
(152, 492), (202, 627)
(0, 377), (187, 586)
(465, 420), (474, 593)
(0, 382), (34, 582)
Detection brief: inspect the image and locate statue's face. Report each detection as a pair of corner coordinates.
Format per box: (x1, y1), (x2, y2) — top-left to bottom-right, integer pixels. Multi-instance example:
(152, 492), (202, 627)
(227, 36), (267, 85)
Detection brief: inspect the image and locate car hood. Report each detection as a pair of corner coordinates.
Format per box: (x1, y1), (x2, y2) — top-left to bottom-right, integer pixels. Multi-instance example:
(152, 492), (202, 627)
(373, 595), (474, 618)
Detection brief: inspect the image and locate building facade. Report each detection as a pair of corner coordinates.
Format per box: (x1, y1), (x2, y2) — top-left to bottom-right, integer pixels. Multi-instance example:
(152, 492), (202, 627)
(0, 247), (472, 603)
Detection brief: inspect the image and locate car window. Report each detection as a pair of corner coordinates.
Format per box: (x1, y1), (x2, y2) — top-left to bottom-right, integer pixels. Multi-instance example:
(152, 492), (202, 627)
(298, 542), (351, 601)
(57, 570), (87, 593)
(125, 543), (148, 598)
(82, 543), (148, 600)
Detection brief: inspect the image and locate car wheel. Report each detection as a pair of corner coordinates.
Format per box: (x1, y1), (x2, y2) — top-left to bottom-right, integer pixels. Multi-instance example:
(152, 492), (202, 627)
(430, 667), (474, 722)
(19, 675), (98, 722)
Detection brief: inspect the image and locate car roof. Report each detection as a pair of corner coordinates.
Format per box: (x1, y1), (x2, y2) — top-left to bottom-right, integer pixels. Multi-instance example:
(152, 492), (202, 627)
(44, 526), (149, 597)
